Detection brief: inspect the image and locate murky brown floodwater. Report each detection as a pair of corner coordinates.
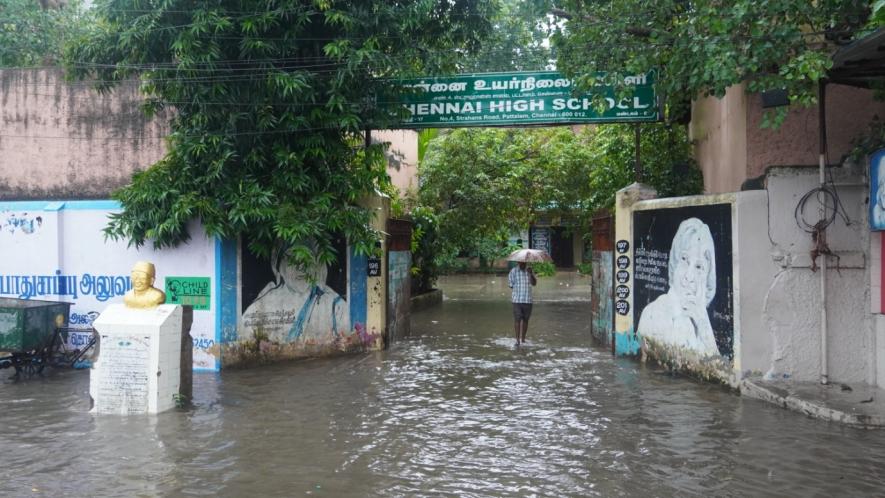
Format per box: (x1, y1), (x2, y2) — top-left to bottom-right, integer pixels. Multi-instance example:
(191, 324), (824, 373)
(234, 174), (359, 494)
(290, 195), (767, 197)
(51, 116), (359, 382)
(2, 275), (885, 497)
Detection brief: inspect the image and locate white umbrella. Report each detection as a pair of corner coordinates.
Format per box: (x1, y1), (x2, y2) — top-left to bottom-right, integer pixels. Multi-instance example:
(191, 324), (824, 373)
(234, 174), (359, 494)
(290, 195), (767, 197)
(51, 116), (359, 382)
(507, 248), (553, 263)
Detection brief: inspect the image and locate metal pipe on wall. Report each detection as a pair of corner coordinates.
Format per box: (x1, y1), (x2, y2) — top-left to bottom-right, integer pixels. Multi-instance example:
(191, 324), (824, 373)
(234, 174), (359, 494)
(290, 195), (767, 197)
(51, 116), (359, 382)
(818, 80), (829, 385)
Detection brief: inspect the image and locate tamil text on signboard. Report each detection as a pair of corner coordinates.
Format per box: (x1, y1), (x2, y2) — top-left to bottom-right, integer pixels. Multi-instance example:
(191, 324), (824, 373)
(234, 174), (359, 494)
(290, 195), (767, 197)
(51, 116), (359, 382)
(393, 70), (658, 128)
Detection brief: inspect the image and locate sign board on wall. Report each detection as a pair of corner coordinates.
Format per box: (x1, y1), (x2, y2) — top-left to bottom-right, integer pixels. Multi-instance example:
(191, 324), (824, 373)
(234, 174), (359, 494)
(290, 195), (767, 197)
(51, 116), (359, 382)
(632, 204), (734, 360)
(394, 70), (659, 128)
(0, 202), (220, 371)
(165, 277), (211, 310)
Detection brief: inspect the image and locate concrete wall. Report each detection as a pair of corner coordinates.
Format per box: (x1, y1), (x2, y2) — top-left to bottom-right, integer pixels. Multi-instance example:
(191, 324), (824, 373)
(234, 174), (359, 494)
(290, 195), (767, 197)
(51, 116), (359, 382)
(690, 84), (748, 194)
(614, 164), (875, 386)
(0, 69), (168, 199)
(373, 129), (419, 199)
(0, 200), (220, 370)
(761, 166), (872, 383)
(691, 83), (885, 194)
(746, 85), (885, 180)
(614, 185), (775, 387)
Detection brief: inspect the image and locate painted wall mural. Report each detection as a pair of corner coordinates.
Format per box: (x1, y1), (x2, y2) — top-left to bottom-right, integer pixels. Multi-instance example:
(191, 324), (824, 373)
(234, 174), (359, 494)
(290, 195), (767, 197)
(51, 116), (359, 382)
(387, 250), (411, 344)
(590, 251), (614, 346)
(238, 237), (367, 355)
(0, 203), (219, 370)
(870, 149), (885, 230)
(633, 204), (734, 362)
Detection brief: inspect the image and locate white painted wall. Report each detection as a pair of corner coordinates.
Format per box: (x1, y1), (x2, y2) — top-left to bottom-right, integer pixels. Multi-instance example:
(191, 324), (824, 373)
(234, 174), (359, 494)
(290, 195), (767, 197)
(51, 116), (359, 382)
(734, 190), (778, 377)
(761, 166), (871, 384)
(0, 201), (218, 370)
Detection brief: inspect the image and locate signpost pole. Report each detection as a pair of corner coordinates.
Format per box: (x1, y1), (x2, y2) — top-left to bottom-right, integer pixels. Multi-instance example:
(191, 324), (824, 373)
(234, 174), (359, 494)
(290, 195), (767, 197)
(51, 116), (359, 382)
(634, 124), (642, 182)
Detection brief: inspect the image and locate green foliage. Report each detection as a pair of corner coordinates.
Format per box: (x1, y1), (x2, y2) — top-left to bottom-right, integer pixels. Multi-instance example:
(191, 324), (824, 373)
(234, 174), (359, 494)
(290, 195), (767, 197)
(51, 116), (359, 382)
(585, 123), (703, 214)
(530, 261), (555, 277)
(418, 127), (597, 259)
(458, 0), (552, 73)
(0, 0), (92, 67)
(409, 205), (442, 294)
(550, 0), (873, 127)
(416, 124), (700, 269)
(65, 0), (497, 268)
(848, 117), (885, 164)
(576, 261), (592, 275)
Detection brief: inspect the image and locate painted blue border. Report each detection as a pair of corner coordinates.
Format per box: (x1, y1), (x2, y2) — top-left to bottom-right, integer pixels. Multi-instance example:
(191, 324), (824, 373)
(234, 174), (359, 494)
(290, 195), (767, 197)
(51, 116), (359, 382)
(214, 238), (223, 371)
(216, 238), (239, 369)
(871, 149), (885, 231)
(0, 200), (121, 211)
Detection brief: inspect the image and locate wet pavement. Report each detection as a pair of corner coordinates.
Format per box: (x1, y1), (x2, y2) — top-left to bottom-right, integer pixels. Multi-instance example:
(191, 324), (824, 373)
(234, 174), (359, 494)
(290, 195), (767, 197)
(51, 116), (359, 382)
(2, 275), (885, 496)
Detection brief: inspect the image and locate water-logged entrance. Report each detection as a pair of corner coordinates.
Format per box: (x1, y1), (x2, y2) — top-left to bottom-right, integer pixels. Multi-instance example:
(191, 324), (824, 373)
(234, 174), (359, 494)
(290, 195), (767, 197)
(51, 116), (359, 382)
(2, 274), (885, 496)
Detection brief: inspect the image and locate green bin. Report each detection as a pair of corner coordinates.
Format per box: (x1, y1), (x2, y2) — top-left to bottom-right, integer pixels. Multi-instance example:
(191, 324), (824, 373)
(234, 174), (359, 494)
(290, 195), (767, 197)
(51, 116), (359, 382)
(0, 298), (71, 352)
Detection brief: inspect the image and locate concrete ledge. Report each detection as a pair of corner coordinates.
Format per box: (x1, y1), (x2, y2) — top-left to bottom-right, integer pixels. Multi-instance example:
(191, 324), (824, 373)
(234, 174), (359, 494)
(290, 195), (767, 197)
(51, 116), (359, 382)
(741, 378), (885, 428)
(411, 289), (442, 311)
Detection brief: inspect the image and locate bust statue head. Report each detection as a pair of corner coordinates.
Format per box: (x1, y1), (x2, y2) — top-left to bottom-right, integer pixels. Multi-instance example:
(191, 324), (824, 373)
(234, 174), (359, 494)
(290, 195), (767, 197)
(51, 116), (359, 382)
(124, 260), (167, 309)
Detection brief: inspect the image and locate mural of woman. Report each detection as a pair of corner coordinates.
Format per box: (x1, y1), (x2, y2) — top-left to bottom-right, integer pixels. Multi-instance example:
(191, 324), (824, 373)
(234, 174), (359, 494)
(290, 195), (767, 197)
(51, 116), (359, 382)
(240, 245), (348, 344)
(637, 218), (720, 357)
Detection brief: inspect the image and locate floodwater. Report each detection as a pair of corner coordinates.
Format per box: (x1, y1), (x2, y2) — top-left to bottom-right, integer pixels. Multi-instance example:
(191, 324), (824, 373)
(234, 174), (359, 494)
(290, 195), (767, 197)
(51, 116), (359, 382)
(3, 274), (885, 497)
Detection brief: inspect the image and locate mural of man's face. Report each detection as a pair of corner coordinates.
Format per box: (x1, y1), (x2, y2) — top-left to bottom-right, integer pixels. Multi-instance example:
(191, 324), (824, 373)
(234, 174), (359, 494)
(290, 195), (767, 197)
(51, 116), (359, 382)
(671, 238), (710, 310)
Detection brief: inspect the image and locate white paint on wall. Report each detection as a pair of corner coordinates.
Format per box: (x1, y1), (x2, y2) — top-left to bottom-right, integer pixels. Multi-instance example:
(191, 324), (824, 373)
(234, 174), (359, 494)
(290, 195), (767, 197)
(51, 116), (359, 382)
(762, 165), (872, 383)
(239, 258), (349, 345)
(0, 202), (218, 370)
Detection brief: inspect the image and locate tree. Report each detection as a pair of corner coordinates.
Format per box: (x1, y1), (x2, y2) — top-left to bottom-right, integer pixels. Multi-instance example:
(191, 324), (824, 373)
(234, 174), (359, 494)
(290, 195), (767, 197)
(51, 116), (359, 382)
(549, 0), (873, 127)
(416, 124), (699, 267)
(0, 0), (92, 67)
(65, 0), (497, 269)
(457, 0), (553, 73)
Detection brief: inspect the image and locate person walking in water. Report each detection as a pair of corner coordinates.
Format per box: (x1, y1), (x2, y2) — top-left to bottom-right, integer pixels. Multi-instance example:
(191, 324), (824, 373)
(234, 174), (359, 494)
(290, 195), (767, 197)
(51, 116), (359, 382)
(508, 261), (537, 346)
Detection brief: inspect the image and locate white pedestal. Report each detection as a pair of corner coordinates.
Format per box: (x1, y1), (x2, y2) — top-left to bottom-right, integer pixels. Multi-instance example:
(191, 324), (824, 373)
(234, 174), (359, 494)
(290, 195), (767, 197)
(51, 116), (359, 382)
(90, 304), (184, 415)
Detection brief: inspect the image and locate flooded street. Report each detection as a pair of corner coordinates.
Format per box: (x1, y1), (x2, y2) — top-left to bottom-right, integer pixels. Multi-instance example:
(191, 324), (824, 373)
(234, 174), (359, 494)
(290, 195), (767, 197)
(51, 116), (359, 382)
(3, 276), (885, 497)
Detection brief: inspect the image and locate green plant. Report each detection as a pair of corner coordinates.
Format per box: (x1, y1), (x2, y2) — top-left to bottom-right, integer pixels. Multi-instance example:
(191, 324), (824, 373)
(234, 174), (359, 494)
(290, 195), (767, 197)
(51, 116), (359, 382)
(172, 392), (190, 409)
(0, 0), (92, 67)
(65, 0), (498, 269)
(410, 206), (442, 294)
(530, 261), (556, 277)
(551, 0), (872, 129)
(576, 262), (593, 275)
(849, 117), (885, 164)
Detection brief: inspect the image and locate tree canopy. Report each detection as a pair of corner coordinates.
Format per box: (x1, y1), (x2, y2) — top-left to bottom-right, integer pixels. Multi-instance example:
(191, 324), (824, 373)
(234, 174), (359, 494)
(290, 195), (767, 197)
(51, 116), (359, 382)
(416, 124), (700, 266)
(0, 0), (92, 67)
(65, 0), (497, 268)
(549, 0), (875, 126)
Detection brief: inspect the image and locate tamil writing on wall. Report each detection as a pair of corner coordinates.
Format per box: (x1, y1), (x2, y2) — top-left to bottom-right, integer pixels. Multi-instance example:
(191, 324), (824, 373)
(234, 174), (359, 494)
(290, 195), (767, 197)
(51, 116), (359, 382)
(632, 204), (734, 360)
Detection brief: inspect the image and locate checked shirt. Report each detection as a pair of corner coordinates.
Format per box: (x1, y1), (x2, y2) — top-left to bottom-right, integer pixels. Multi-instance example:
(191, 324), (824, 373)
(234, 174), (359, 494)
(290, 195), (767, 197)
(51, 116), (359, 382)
(508, 267), (533, 304)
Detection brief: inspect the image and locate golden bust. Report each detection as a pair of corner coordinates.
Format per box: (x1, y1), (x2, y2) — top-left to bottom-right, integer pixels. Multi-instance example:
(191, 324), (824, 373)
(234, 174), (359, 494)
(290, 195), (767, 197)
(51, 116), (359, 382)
(123, 261), (167, 309)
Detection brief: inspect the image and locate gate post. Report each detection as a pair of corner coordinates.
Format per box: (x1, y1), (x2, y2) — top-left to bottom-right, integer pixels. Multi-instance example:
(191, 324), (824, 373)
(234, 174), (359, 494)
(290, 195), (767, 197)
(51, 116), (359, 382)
(613, 183), (657, 356)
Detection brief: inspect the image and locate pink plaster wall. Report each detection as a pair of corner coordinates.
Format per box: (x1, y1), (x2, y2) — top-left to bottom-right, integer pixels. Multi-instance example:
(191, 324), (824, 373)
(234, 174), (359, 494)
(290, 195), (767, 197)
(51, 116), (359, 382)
(690, 84), (748, 194)
(0, 69), (168, 200)
(373, 129), (418, 198)
(746, 84), (885, 179)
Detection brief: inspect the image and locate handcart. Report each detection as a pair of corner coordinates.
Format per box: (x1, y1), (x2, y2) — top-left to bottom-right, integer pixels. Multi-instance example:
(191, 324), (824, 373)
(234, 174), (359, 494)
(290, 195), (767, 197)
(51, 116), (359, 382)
(0, 297), (96, 379)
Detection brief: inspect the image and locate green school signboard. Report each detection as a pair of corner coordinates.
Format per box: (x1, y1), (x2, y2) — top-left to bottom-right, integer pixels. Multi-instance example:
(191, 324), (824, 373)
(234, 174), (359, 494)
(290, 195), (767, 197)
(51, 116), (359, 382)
(394, 70), (659, 128)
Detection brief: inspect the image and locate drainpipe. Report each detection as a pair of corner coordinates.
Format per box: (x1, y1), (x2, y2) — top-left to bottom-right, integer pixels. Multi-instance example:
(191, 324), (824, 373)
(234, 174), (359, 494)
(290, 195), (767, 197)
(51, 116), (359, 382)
(818, 80), (829, 385)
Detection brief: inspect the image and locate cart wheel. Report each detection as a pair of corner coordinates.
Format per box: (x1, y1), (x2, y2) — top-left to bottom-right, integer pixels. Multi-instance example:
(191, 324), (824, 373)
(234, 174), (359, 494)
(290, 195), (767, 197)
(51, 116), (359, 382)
(23, 358), (44, 377)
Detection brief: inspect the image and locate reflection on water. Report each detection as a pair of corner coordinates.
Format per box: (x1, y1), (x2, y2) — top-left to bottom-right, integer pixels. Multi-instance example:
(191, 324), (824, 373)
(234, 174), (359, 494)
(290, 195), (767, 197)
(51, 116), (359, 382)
(2, 300), (885, 497)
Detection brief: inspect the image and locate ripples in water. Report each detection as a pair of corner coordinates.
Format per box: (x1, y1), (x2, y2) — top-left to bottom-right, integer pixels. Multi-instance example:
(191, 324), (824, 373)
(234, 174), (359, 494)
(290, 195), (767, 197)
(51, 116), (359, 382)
(1, 301), (884, 497)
